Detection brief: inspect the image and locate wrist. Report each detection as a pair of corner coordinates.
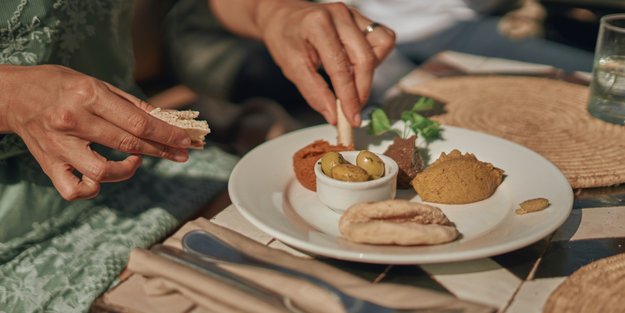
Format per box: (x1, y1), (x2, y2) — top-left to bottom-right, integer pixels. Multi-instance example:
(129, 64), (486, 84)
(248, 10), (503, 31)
(0, 65), (16, 133)
(254, 0), (292, 39)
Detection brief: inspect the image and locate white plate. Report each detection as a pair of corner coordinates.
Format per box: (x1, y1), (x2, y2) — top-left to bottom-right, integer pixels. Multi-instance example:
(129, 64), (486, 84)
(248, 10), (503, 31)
(228, 124), (573, 264)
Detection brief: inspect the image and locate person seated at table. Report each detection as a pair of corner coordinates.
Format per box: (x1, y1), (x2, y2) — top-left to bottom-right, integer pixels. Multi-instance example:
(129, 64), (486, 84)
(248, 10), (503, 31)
(140, 0), (397, 153)
(352, 0), (595, 101)
(0, 0), (394, 311)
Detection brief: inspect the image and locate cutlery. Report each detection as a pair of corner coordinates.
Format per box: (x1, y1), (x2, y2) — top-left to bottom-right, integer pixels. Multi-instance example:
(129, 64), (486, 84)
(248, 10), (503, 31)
(182, 230), (457, 313)
(150, 244), (305, 313)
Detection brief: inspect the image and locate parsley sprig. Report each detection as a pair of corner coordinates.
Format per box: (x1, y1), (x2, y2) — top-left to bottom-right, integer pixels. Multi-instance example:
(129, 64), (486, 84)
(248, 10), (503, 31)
(368, 97), (441, 142)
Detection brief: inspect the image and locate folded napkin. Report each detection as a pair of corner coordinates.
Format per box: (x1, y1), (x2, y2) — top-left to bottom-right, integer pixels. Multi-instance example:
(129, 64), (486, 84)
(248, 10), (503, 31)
(103, 218), (494, 313)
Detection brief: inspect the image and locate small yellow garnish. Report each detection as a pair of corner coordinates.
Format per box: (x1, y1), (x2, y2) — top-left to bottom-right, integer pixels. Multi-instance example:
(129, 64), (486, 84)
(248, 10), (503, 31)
(515, 198), (550, 215)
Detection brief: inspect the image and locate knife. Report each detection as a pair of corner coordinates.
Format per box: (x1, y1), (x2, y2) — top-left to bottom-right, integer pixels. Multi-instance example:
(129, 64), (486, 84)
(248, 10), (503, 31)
(182, 230), (466, 313)
(150, 244), (305, 313)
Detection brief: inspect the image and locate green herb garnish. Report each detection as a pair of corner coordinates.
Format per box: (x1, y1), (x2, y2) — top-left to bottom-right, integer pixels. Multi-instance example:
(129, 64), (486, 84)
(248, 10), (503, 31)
(411, 97), (435, 111)
(369, 107), (392, 136)
(368, 97), (441, 142)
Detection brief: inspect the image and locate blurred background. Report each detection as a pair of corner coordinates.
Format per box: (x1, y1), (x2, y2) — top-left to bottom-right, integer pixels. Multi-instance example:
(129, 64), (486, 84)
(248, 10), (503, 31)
(132, 0), (625, 156)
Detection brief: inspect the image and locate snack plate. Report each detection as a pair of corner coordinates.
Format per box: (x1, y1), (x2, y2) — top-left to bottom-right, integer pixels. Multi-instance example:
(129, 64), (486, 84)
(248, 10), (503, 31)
(228, 124), (573, 264)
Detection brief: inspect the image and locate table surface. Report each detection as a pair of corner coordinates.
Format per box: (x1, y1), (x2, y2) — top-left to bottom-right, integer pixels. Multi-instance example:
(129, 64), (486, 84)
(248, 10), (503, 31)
(209, 52), (625, 313)
(212, 196), (625, 313)
(96, 51), (625, 313)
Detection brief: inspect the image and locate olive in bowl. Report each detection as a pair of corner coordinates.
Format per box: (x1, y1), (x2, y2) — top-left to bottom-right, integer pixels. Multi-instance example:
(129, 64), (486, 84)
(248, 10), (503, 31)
(315, 151), (399, 213)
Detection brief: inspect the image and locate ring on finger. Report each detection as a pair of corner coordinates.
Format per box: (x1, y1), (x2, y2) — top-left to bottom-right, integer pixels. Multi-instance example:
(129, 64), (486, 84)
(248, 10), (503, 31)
(363, 22), (381, 35)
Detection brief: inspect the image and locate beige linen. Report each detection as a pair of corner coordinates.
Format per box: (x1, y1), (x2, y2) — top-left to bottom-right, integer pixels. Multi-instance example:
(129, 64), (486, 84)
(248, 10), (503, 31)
(103, 217), (494, 313)
(103, 275), (197, 313)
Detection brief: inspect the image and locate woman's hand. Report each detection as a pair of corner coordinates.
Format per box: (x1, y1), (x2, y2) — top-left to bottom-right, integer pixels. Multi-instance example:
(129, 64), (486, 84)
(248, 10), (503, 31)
(0, 65), (193, 200)
(258, 1), (395, 126)
(210, 0), (396, 127)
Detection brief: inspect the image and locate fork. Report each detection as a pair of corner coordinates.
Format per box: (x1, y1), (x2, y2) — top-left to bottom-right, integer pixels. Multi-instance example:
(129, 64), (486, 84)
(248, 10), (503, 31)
(182, 230), (463, 313)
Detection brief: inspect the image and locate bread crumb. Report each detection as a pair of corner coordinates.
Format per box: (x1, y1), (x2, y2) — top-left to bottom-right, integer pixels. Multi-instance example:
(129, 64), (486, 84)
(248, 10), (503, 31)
(515, 197), (550, 215)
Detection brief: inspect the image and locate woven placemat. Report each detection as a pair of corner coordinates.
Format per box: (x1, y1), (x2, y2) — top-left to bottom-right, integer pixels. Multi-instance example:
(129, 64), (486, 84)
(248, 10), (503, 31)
(401, 76), (625, 189)
(543, 253), (625, 313)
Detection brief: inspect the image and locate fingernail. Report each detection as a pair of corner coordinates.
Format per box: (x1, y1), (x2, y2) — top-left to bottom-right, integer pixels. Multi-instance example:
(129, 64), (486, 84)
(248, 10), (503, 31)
(179, 137), (191, 146)
(352, 114), (362, 126)
(174, 151), (188, 162)
(322, 111), (336, 125)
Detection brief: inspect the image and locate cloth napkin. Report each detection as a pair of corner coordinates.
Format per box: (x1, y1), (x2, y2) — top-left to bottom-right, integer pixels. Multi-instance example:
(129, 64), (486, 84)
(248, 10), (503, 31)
(103, 217), (494, 313)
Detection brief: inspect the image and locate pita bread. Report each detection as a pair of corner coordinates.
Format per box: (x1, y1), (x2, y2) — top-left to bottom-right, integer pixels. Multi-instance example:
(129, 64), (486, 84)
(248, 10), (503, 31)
(336, 99), (353, 146)
(339, 199), (459, 245)
(150, 108), (210, 149)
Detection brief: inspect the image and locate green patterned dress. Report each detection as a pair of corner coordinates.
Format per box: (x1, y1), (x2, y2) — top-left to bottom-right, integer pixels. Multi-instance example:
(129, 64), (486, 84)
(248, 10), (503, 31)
(0, 1), (238, 312)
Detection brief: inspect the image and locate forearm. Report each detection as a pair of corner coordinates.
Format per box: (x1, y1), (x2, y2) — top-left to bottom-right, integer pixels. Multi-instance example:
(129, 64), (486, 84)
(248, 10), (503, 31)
(207, 0), (291, 40)
(208, 0), (396, 127)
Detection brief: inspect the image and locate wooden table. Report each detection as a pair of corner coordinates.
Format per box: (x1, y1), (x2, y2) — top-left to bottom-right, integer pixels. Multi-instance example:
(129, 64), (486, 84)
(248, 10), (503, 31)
(96, 51), (625, 313)
(208, 52), (625, 313)
(207, 194), (625, 312)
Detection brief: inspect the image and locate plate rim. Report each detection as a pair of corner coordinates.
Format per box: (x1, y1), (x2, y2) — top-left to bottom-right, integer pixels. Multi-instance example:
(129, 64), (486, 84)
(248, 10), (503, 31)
(228, 124), (574, 264)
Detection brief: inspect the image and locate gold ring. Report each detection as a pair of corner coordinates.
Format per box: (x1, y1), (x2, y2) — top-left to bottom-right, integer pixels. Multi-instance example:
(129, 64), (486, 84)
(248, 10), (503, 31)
(363, 22), (381, 35)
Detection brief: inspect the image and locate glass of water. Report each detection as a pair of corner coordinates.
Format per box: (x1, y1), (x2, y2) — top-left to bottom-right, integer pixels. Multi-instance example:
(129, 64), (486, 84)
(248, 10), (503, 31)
(588, 14), (625, 124)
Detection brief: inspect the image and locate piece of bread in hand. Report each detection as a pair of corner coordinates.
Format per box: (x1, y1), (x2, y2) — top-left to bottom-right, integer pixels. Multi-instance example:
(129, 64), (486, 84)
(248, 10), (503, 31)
(149, 108), (210, 149)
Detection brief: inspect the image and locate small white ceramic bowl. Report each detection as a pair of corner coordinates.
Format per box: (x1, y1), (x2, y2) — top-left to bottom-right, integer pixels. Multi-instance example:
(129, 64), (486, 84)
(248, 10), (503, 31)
(314, 151), (398, 213)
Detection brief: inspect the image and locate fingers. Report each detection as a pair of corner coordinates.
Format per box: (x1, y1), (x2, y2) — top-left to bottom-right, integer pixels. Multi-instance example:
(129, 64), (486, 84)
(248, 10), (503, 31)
(92, 84), (192, 149)
(26, 127), (144, 200)
(286, 53), (339, 124)
(17, 124), (101, 201)
(66, 144), (143, 183)
(297, 3), (395, 127)
(13, 65), (186, 201)
(72, 114), (189, 162)
(305, 11), (362, 126)
(46, 146), (142, 200)
(350, 10), (396, 63)
(327, 5), (377, 106)
(104, 82), (154, 112)
(48, 162), (101, 201)
(48, 156), (140, 201)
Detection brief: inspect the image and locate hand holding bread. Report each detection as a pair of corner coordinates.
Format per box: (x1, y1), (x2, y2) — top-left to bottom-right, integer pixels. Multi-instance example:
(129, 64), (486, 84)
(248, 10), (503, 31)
(0, 64), (200, 200)
(149, 108), (210, 149)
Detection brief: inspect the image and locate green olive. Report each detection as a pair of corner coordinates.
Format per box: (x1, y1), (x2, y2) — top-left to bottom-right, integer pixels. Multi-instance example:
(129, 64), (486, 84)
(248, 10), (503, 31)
(356, 150), (385, 179)
(331, 164), (369, 182)
(320, 152), (346, 177)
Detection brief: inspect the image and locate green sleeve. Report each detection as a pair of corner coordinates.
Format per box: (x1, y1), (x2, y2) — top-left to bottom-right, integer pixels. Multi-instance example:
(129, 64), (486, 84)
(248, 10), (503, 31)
(163, 0), (260, 99)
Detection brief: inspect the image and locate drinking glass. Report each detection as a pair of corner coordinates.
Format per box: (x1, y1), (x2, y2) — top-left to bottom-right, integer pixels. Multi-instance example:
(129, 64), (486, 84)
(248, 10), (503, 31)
(588, 14), (625, 124)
